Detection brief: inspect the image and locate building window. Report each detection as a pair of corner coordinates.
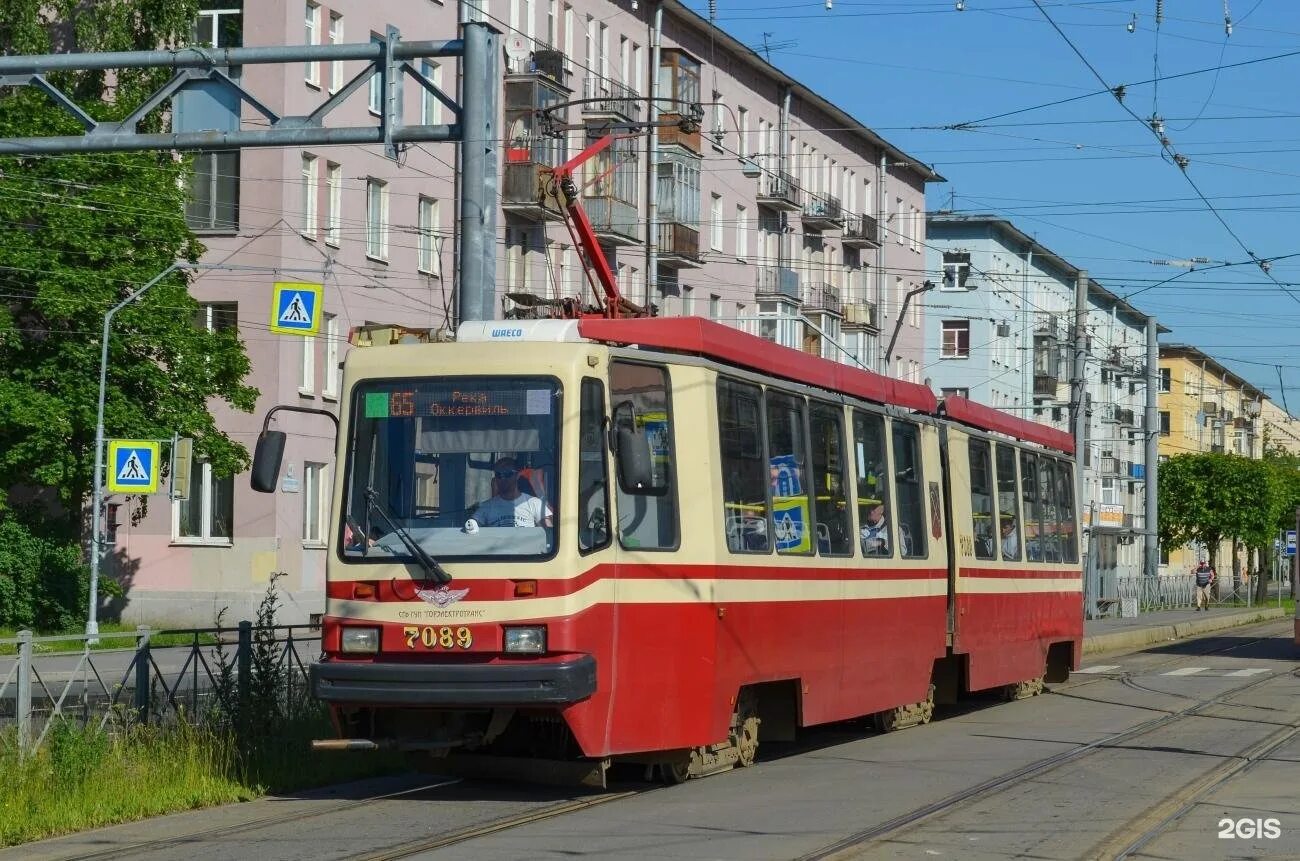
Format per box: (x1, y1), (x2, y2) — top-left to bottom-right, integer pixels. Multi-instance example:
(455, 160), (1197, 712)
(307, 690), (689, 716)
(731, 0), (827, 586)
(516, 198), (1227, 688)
(735, 204), (748, 260)
(709, 294), (720, 320)
(368, 33), (383, 113)
(305, 2), (320, 86)
(942, 251), (971, 290)
(758, 300), (799, 349)
(366, 178), (389, 260)
(174, 457), (233, 543)
(941, 320), (970, 358)
(300, 153), (318, 237)
(418, 196), (441, 275)
(421, 61), (442, 124)
(682, 285), (694, 316)
(328, 12), (344, 93)
(304, 462), (329, 545)
(324, 161), (341, 246)
(186, 151), (238, 232)
(300, 333), (315, 394)
(710, 193), (723, 251)
(1159, 410), (1170, 436)
(737, 106), (748, 157)
(195, 7), (242, 48)
(941, 387), (970, 399)
(1158, 367), (1171, 392)
(323, 314), (339, 399)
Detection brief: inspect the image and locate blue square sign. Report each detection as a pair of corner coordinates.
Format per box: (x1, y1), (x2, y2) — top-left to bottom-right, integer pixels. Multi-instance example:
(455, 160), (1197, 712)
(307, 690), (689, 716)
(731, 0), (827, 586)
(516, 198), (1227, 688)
(269, 282), (322, 335)
(107, 440), (160, 494)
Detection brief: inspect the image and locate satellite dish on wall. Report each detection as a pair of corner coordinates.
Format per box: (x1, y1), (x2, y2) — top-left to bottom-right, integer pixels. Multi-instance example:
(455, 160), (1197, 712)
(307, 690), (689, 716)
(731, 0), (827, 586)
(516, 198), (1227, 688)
(505, 34), (530, 62)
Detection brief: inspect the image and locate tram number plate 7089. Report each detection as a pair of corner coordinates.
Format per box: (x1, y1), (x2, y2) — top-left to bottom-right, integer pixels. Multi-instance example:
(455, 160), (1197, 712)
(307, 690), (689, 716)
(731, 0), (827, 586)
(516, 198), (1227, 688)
(402, 625), (473, 650)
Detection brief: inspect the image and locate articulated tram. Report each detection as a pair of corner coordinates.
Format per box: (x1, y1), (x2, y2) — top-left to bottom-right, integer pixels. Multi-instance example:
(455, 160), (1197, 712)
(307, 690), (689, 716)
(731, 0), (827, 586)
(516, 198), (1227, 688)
(253, 316), (1082, 784)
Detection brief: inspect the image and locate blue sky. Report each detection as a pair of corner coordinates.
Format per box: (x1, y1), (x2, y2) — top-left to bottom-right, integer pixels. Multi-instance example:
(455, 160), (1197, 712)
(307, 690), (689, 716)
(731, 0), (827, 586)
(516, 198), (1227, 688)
(683, 0), (1300, 407)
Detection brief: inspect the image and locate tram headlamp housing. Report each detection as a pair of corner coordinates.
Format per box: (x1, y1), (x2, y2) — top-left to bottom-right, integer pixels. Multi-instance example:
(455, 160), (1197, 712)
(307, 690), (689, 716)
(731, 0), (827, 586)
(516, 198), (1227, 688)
(503, 626), (547, 654)
(340, 626), (380, 654)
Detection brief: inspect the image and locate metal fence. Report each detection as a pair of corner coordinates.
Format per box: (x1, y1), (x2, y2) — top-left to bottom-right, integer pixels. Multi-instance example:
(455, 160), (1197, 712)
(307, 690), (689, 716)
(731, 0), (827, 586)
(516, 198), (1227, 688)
(0, 622), (318, 757)
(1116, 574), (1197, 613)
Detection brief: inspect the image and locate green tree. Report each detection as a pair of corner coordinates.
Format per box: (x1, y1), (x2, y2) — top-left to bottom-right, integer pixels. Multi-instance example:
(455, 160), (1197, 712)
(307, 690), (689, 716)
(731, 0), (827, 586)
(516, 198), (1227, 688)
(0, 0), (257, 628)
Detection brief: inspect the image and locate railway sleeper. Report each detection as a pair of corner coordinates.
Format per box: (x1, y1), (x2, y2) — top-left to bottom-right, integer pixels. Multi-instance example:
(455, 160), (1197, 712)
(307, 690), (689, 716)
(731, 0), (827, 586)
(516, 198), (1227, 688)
(872, 684), (936, 733)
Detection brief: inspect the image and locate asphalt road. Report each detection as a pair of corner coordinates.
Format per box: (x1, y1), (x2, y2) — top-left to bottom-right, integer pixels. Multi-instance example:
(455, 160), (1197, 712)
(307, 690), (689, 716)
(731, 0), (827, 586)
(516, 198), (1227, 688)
(6, 620), (1297, 861)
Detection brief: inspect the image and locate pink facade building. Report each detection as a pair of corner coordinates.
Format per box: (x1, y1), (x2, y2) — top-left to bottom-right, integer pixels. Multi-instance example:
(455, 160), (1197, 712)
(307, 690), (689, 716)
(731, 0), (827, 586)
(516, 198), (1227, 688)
(109, 0), (938, 625)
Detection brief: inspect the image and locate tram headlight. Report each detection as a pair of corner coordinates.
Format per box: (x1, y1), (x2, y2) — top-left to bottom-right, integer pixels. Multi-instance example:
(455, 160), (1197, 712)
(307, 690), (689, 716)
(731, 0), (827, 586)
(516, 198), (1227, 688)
(503, 626), (547, 654)
(340, 626), (380, 654)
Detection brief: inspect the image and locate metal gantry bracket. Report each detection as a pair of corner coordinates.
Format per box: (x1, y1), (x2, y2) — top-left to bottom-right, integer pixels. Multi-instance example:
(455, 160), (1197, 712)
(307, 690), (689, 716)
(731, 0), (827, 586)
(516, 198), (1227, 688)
(0, 35), (467, 155)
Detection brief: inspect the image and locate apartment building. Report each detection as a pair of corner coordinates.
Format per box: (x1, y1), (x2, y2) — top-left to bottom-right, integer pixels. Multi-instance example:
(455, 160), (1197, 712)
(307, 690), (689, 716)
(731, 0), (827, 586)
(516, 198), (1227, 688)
(1157, 344), (1266, 575)
(925, 214), (1162, 593)
(106, 0), (938, 625)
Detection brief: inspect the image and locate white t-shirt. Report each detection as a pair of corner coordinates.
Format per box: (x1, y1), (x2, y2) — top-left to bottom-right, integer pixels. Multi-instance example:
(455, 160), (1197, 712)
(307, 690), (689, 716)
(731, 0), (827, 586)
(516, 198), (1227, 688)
(473, 494), (552, 528)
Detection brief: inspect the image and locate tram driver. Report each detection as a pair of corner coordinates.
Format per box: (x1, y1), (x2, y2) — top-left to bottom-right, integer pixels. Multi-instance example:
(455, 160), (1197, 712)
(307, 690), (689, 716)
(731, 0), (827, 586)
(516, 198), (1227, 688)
(470, 457), (554, 528)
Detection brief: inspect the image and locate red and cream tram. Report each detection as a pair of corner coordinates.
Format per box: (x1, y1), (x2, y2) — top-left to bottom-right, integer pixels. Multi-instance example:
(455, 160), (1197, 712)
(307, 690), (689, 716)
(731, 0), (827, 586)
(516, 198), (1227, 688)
(253, 316), (1082, 783)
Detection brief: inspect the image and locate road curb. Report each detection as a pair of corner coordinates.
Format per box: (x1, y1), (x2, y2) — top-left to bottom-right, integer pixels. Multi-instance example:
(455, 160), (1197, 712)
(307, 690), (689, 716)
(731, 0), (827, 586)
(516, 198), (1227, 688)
(1082, 607), (1287, 655)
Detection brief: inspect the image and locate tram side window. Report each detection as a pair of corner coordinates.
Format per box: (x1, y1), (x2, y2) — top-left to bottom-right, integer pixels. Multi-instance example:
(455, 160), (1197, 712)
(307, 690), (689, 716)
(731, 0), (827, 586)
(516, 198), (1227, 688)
(577, 378), (610, 552)
(766, 391), (813, 555)
(1055, 459), (1079, 563)
(968, 438), (996, 560)
(853, 411), (893, 557)
(995, 443), (1022, 561)
(892, 421), (927, 558)
(610, 361), (678, 550)
(718, 378), (770, 553)
(810, 402), (851, 556)
(1037, 456), (1061, 562)
(1020, 451), (1042, 561)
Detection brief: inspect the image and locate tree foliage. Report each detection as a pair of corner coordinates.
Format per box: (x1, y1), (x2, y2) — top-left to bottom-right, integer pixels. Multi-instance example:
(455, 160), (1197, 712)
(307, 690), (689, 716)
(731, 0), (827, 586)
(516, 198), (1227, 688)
(0, 0), (258, 628)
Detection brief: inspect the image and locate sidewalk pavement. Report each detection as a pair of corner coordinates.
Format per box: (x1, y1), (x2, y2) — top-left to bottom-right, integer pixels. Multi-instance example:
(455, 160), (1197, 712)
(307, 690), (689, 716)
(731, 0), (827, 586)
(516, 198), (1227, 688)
(1082, 604), (1289, 655)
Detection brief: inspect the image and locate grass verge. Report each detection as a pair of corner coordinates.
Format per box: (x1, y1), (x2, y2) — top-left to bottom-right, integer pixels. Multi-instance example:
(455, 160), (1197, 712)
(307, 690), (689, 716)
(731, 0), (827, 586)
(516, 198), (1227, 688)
(0, 623), (217, 655)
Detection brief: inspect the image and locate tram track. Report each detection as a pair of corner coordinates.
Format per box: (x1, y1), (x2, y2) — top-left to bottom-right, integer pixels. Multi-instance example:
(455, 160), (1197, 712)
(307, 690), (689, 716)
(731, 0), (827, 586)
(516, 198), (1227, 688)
(794, 650), (1291, 861)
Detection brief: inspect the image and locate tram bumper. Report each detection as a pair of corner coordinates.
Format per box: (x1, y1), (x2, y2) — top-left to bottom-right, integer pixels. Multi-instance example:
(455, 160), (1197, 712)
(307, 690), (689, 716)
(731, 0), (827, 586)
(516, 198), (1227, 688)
(310, 655), (598, 707)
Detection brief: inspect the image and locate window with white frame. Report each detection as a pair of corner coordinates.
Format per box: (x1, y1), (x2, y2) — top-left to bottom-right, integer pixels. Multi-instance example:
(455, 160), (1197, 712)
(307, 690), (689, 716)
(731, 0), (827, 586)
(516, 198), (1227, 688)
(735, 204), (748, 260)
(300, 332), (315, 394)
(462, 0), (487, 23)
(303, 462), (329, 544)
(737, 106), (748, 158)
(421, 61), (442, 124)
(709, 294), (720, 319)
(322, 314), (340, 399)
(300, 153), (317, 236)
(942, 251), (971, 290)
(186, 151), (239, 231)
(1158, 367), (1171, 392)
(941, 320), (970, 358)
(910, 206), (920, 252)
(710, 193), (723, 251)
(895, 196), (904, 243)
(757, 300), (799, 349)
(366, 178), (389, 260)
(368, 34), (383, 113)
(328, 12), (344, 93)
(682, 285), (694, 316)
(909, 285), (920, 327)
(325, 161), (341, 246)
(304, 3), (320, 86)
(1101, 477), (1117, 504)
(174, 454), (234, 543)
(418, 196), (441, 276)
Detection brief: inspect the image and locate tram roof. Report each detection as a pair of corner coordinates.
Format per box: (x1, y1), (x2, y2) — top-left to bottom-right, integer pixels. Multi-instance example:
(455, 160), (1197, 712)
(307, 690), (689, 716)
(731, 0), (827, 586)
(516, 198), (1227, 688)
(941, 396), (1075, 455)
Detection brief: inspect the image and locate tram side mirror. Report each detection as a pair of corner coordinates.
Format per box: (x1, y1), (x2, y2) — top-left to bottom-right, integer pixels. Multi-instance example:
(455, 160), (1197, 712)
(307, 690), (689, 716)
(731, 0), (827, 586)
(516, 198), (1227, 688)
(609, 401), (665, 496)
(250, 430), (287, 493)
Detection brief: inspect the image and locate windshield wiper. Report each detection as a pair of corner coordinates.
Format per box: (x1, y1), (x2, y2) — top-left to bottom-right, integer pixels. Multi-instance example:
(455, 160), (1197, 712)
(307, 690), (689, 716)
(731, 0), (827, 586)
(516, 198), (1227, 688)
(364, 488), (451, 585)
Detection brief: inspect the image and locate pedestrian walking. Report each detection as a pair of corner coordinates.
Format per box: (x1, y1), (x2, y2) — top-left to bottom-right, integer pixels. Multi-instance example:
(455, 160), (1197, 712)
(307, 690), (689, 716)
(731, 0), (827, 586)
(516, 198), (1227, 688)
(1193, 561), (1216, 610)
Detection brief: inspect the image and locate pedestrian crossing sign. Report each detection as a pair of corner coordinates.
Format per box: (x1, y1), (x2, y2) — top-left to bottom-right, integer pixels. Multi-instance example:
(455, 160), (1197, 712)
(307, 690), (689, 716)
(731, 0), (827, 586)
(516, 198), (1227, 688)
(269, 282), (323, 335)
(107, 440), (160, 494)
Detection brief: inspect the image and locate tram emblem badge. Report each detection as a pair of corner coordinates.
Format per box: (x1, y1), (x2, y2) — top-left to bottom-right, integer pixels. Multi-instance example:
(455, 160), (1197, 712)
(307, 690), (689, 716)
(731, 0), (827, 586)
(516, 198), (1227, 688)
(416, 586), (470, 607)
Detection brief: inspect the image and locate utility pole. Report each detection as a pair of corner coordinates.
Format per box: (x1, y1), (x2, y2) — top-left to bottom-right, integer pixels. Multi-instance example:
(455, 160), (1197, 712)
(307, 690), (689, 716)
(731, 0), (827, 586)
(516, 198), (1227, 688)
(1070, 269), (1090, 584)
(456, 22), (501, 323)
(1144, 315), (1160, 578)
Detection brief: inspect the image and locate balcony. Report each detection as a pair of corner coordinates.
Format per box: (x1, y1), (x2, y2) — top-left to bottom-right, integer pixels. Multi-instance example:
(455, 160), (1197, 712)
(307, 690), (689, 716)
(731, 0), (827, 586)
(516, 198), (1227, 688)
(657, 222), (701, 268)
(582, 75), (640, 119)
(841, 213), (880, 248)
(1116, 408), (1136, 426)
(843, 301), (877, 329)
(502, 163), (563, 221)
(756, 265), (799, 301)
(756, 170), (802, 211)
(501, 73), (569, 221)
(657, 113), (701, 154)
(803, 281), (842, 315)
(583, 194), (639, 246)
(1034, 373), (1060, 397)
(802, 193), (843, 230)
(1100, 456), (1120, 475)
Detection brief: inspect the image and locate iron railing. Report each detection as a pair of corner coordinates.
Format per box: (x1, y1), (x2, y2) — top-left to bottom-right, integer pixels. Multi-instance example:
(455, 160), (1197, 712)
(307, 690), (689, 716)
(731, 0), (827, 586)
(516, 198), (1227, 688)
(0, 622), (318, 757)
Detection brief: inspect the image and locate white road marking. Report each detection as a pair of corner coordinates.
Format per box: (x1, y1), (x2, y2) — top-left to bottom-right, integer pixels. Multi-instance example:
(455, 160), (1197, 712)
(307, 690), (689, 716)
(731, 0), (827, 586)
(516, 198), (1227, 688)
(1224, 668), (1270, 677)
(1163, 667), (1209, 676)
(1075, 665), (1121, 674)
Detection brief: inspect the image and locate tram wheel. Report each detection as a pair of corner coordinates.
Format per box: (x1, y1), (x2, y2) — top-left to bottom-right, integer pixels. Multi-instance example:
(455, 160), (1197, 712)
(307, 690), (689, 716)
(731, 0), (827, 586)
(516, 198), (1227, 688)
(733, 689), (761, 768)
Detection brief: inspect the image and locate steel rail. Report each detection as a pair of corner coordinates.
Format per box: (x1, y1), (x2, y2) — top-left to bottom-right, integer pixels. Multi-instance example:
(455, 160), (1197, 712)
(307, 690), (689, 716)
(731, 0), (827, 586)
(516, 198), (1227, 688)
(794, 634), (1292, 861)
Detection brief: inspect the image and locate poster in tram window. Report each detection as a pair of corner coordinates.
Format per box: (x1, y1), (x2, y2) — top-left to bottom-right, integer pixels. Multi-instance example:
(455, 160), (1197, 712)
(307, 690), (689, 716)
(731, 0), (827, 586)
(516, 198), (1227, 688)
(638, 411), (671, 483)
(770, 454), (803, 496)
(772, 497), (811, 553)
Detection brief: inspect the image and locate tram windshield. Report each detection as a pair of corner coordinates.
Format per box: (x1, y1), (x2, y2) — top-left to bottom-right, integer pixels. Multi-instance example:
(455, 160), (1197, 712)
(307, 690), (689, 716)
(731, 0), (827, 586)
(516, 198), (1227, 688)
(341, 377), (562, 562)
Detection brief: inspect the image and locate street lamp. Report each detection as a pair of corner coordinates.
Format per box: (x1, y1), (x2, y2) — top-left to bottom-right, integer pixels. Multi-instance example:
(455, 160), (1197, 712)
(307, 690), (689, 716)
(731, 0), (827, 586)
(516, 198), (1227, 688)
(884, 280), (935, 375)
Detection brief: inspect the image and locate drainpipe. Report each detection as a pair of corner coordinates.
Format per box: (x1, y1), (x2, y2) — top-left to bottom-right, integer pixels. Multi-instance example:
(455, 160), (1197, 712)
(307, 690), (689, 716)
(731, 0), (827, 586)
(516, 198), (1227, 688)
(1021, 244), (1032, 411)
(646, 1), (662, 310)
